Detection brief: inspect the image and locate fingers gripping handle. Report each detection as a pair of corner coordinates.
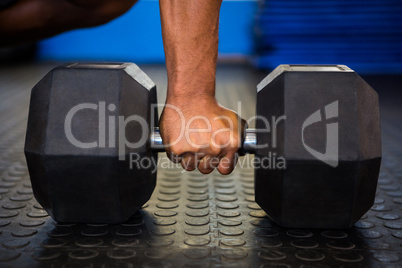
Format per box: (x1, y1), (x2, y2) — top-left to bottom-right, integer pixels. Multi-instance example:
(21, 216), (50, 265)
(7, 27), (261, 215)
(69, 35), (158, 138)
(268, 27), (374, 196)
(150, 127), (256, 154)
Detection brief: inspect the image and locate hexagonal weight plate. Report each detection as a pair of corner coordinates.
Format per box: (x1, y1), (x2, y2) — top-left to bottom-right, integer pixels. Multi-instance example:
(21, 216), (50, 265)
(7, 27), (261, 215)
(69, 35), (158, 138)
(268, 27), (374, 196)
(25, 63), (158, 223)
(255, 65), (381, 229)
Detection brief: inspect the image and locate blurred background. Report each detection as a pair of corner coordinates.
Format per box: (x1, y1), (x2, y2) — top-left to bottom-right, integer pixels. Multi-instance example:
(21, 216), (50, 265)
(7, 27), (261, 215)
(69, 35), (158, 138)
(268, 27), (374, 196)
(2, 0), (402, 74)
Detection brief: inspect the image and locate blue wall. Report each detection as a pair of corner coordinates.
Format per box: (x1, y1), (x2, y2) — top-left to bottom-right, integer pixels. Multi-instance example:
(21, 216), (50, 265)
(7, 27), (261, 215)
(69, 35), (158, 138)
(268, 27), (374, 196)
(254, 0), (402, 74)
(38, 0), (402, 74)
(38, 0), (258, 63)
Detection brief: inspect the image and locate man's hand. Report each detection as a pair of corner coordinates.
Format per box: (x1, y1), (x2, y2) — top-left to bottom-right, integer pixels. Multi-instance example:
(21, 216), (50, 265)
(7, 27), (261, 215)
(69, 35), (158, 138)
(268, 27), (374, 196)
(159, 0), (244, 174)
(160, 94), (246, 174)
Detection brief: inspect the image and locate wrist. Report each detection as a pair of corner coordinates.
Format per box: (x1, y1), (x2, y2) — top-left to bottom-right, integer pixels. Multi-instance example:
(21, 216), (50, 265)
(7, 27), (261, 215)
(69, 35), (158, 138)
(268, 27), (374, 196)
(166, 80), (216, 100)
(166, 92), (217, 108)
(166, 67), (216, 92)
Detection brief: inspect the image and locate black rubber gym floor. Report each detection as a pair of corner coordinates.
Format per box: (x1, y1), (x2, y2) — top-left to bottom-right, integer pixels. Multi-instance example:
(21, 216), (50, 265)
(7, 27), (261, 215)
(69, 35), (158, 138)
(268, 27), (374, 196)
(0, 63), (401, 267)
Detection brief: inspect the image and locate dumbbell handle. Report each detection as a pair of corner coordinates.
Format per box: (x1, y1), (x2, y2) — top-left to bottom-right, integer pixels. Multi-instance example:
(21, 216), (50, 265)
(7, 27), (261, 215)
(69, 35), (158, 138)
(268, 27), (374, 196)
(150, 127), (256, 153)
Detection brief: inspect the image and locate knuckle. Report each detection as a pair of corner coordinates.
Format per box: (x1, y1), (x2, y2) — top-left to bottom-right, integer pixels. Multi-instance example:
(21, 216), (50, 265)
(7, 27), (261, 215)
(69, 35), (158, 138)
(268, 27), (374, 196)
(208, 146), (221, 156)
(198, 166), (213, 174)
(169, 146), (185, 157)
(183, 164), (196, 171)
(217, 167), (231, 175)
(227, 136), (241, 150)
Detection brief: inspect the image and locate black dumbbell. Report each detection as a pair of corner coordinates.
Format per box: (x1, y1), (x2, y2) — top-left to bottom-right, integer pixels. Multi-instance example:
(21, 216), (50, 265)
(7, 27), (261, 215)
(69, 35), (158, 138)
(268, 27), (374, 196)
(255, 65), (381, 228)
(25, 63), (381, 228)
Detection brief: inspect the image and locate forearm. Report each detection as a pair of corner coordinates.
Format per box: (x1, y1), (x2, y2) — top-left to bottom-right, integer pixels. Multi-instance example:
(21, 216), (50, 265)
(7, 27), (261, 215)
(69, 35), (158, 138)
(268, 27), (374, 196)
(159, 0), (222, 99)
(159, 0), (245, 175)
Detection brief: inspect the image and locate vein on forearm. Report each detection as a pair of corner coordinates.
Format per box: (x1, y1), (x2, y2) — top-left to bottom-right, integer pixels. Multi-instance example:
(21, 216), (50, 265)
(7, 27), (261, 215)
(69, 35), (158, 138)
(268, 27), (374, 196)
(160, 0), (222, 97)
